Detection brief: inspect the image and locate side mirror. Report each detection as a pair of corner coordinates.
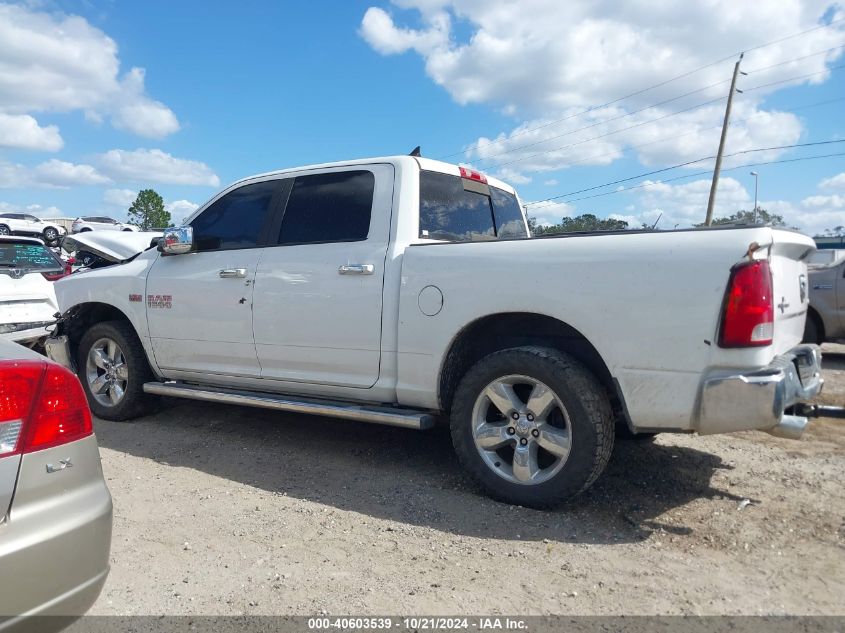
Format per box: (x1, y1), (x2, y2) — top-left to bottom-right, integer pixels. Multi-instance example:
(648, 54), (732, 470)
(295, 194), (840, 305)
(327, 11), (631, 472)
(159, 226), (194, 255)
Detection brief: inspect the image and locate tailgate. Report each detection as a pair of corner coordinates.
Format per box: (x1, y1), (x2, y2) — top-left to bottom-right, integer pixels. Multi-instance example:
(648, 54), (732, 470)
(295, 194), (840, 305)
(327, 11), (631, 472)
(0, 274), (58, 329)
(768, 230), (816, 355)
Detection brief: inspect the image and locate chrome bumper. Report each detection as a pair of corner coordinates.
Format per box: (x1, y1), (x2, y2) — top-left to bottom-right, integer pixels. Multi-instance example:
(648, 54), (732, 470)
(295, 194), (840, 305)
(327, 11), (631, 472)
(698, 344), (823, 439)
(44, 335), (74, 372)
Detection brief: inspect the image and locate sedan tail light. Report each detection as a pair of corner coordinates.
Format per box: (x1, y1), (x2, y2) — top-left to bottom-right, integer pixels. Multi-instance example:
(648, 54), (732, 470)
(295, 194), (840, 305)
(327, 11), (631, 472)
(0, 360), (92, 457)
(718, 260), (774, 347)
(41, 268), (69, 281)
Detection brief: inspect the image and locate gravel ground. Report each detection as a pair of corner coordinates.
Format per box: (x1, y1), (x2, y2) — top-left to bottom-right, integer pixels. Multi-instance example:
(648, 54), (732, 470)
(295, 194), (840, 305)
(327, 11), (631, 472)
(88, 344), (845, 616)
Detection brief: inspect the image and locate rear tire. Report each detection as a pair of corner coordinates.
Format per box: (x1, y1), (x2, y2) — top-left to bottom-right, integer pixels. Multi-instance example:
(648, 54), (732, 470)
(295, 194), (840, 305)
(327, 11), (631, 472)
(77, 320), (156, 420)
(0, 224), (9, 235)
(449, 346), (614, 508)
(803, 313), (822, 345)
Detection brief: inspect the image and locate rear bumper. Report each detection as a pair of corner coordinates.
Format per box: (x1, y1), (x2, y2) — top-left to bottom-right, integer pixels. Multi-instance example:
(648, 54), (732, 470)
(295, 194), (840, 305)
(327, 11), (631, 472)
(0, 324), (52, 345)
(44, 334), (74, 371)
(697, 344), (823, 439)
(0, 435), (112, 627)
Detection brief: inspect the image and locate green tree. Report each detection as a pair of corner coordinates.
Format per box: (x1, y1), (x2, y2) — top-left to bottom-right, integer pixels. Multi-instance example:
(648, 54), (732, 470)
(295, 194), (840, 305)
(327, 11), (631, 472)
(528, 213), (629, 235)
(128, 189), (170, 230)
(696, 208), (786, 227)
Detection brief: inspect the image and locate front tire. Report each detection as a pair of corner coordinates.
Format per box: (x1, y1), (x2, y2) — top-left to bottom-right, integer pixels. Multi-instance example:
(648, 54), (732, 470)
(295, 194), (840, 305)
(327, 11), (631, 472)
(77, 320), (155, 420)
(43, 227), (59, 242)
(450, 346), (614, 508)
(0, 224), (9, 236)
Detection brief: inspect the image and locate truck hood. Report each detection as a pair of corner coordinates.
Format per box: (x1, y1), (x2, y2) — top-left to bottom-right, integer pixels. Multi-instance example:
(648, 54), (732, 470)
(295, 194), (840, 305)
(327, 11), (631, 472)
(62, 231), (162, 262)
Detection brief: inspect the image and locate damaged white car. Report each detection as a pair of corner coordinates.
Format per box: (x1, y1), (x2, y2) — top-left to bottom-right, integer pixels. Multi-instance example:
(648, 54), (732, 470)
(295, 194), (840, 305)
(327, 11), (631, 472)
(0, 236), (67, 346)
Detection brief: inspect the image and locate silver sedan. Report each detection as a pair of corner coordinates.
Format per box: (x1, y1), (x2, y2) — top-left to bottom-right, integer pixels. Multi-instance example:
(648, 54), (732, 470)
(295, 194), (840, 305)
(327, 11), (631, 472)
(0, 340), (112, 631)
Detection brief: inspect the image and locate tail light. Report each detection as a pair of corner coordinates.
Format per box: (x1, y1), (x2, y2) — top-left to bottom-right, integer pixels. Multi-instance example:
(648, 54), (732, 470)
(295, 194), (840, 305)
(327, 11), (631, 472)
(42, 269), (68, 281)
(41, 259), (73, 281)
(718, 260), (774, 347)
(0, 360), (92, 457)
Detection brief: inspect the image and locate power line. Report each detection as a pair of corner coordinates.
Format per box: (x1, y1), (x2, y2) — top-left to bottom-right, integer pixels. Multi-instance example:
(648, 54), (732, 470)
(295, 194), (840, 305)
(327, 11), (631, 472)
(527, 150), (845, 210)
(525, 140), (845, 207)
(477, 64), (845, 172)
(744, 44), (845, 74)
(437, 16), (845, 161)
(483, 95), (727, 170)
(524, 95), (845, 173)
(435, 61), (737, 161)
(743, 62), (845, 92)
(473, 83), (732, 166)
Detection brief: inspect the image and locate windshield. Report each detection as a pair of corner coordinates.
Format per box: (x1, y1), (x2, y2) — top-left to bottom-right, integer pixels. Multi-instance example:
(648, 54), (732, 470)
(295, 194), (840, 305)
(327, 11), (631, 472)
(0, 241), (62, 271)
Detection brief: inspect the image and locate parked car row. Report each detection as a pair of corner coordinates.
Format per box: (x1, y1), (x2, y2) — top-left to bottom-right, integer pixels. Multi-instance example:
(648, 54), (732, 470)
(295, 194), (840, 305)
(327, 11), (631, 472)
(0, 213), (139, 247)
(70, 217), (139, 234)
(0, 213), (66, 244)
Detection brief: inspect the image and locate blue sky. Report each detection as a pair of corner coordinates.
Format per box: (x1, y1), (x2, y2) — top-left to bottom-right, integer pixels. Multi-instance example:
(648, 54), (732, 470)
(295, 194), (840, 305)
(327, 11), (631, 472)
(1, 0), (844, 234)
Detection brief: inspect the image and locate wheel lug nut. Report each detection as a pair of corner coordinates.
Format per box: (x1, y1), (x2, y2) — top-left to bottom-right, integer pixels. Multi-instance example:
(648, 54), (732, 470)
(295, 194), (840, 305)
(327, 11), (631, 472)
(511, 412), (519, 420)
(507, 427), (515, 435)
(532, 429), (540, 437)
(519, 438), (528, 446)
(527, 414), (534, 422)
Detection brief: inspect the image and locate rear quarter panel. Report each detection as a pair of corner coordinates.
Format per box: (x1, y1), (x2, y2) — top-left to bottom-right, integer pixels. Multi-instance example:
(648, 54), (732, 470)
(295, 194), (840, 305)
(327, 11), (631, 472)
(396, 227), (808, 430)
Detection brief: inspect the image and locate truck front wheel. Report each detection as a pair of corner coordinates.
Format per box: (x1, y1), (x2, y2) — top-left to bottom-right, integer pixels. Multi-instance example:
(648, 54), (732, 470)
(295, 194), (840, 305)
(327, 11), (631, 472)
(450, 346), (614, 508)
(77, 320), (155, 420)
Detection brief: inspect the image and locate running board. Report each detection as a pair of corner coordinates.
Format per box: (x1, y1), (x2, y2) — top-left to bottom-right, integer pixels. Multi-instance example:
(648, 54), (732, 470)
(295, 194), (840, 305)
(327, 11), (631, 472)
(142, 381), (435, 430)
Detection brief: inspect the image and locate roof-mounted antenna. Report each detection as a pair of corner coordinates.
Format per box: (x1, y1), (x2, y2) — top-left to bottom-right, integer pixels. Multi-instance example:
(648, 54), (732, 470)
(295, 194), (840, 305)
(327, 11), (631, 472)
(409, 146), (421, 157)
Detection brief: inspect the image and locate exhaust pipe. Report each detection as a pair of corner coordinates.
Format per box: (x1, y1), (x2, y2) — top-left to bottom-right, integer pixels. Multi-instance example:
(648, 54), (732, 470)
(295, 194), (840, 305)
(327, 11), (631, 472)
(766, 414), (809, 440)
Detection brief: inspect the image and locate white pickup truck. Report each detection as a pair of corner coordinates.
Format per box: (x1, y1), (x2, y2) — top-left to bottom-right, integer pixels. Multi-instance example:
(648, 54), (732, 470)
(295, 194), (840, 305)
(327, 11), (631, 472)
(45, 155), (823, 507)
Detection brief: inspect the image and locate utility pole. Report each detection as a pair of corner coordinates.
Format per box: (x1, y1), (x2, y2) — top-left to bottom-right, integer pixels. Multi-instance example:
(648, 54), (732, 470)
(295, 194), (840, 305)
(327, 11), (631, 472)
(750, 171), (759, 223)
(704, 53), (744, 226)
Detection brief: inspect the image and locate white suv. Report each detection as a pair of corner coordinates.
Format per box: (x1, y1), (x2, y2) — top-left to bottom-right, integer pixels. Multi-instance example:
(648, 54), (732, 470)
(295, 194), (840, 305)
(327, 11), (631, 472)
(0, 213), (66, 244)
(71, 216), (139, 233)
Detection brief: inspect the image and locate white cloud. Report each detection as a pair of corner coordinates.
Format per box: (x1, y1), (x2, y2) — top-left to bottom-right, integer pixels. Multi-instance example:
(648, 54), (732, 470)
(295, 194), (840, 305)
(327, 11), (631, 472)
(568, 176), (845, 236)
(103, 188), (138, 208)
(362, 1), (843, 179)
(524, 200), (574, 227)
(0, 159), (110, 188)
(359, 6), (449, 55)
(110, 68), (180, 138)
(362, 1), (844, 111)
(0, 3), (179, 140)
(98, 149), (220, 187)
(0, 113), (62, 151)
(166, 199), (200, 220)
(820, 172), (845, 190)
(802, 193), (845, 209)
(33, 159), (110, 186)
(0, 201), (63, 219)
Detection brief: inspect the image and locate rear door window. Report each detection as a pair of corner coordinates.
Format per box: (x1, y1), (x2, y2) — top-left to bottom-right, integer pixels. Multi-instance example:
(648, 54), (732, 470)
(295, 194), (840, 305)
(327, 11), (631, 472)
(419, 171), (527, 241)
(0, 241), (62, 271)
(276, 170), (374, 245)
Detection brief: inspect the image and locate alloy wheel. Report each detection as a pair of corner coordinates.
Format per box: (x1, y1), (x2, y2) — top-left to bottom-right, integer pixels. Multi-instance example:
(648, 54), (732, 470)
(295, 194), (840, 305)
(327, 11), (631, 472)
(85, 337), (129, 407)
(471, 374), (572, 485)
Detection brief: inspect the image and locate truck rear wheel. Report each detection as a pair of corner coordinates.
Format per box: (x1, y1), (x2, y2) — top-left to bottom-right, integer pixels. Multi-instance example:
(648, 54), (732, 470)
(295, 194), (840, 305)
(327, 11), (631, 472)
(77, 320), (155, 421)
(450, 346), (614, 508)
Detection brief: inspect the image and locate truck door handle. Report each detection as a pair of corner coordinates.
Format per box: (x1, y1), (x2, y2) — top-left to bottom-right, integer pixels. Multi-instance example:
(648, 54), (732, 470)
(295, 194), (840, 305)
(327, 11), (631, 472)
(219, 268), (247, 278)
(338, 264), (374, 275)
